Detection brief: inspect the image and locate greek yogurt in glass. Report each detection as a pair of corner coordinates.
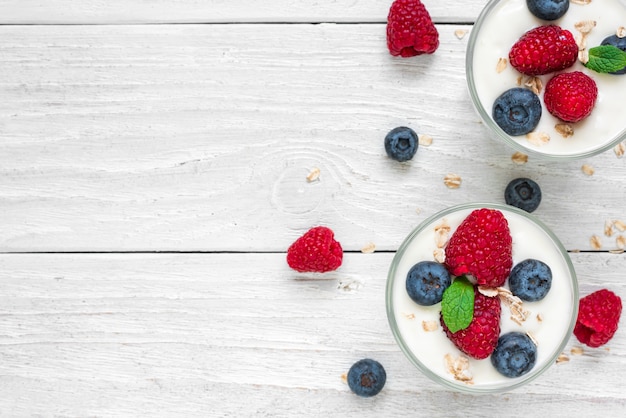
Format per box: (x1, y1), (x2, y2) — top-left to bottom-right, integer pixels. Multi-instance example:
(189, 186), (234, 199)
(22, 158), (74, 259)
(466, 0), (626, 159)
(386, 203), (578, 393)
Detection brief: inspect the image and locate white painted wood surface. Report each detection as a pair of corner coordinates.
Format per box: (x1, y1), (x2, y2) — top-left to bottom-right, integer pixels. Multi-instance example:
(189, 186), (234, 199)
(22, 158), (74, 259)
(0, 1), (482, 24)
(1, 0), (625, 416)
(1, 23), (624, 252)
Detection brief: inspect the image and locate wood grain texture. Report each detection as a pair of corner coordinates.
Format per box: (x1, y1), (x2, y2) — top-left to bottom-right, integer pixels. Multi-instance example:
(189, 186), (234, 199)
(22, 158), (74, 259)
(2, 2), (625, 417)
(1, 24), (624, 252)
(0, 252), (624, 417)
(0, 0), (483, 24)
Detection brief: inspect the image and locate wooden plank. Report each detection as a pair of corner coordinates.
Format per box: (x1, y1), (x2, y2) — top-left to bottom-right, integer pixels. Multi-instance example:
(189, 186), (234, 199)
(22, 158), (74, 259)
(0, 252), (624, 416)
(1, 24), (625, 252)
(0, 0), (483, 24)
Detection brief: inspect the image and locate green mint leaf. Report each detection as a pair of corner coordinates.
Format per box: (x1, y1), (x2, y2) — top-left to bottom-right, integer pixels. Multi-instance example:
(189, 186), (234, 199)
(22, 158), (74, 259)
(584, 45), (626, 74)
(441, 276), (474, 333)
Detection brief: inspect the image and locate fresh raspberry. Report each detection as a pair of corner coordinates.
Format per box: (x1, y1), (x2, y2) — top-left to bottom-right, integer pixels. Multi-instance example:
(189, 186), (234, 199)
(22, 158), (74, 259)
(574, 289), (622, 348)
(441, 287), (502, 359)
(386, 0), (439, 57)
(508, 25), (578, 76)
(445, 209), (513, 287)
(543, 71), (598, 123)
(286, 226), (343, 273)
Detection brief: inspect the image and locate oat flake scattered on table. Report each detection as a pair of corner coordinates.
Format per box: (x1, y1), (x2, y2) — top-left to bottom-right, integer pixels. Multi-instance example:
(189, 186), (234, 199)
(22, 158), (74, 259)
(454, 29), (468, 39)
(418, 134), (433, 146)
(511, 152), (528, 164)
(581, 164), (594, 176)
(306, 167), (320, 182)
(590, 235), (602, 250)
(556, 353), (570, 364)
(570, 346), (585, 356)
(444, 173), (462, 189)
(360, 242), (376, 254)
(605, 220), (615, 237)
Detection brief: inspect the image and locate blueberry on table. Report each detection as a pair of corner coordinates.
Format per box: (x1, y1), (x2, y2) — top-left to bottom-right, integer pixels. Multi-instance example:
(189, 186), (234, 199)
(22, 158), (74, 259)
(504, 177), (542, 213)
(526, 0), (569, 21)
(491, 332), (537, 378)
(509, 259), (552, 302)
(384, 126), (418, 162)
(406, 261), (451, 306)
(347, 359), (386, 397)
(600, 35), (626, 75)
(492, 88), (542, 136)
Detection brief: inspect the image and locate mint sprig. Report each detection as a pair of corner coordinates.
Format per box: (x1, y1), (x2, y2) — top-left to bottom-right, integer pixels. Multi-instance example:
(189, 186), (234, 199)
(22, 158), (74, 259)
(441, 276), (474, 333)
(584, 45), (626, 74)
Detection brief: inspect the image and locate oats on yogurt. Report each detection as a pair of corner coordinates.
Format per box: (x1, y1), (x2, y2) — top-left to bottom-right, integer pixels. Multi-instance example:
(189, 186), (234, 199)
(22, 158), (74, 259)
(526, 131), (550, 146)
(555, 124), (574, 138)
(496, 57), (507, 73)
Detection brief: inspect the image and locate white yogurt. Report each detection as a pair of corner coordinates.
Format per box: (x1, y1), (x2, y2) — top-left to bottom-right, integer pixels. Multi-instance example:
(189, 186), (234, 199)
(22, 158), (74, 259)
(469, 0), (626, 158)
(387, 204), (577, 392)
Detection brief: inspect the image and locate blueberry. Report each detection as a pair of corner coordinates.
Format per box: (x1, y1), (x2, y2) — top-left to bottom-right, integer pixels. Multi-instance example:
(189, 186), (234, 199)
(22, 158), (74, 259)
(405, 261), (452, 306)
(509, 259), (552, 302)
(347, 358), (386, 397)
(384, 126), (418, 162)
(492, 88), (542, 136)
(601, 35), (626, 75)
(526, 0), (569, 21)
(504, 178), (542, 213)
(491, 332), (537, 378)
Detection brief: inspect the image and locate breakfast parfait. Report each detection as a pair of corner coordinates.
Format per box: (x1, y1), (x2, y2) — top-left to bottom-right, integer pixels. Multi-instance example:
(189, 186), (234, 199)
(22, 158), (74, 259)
(387, 204), (579, 392)
(468, 0), (626, 158)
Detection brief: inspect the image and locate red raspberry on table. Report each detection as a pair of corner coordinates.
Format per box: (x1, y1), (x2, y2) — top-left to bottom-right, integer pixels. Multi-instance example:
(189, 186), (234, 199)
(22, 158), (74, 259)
(445, 209), (513, 287)
(544, 71), (598, 123)
(574, 289), (622, 348)
(386, 0), (439, 57)
(441, 287), (502, 359)
(286, 226), (343, 273)
(508, 25), (578, 76)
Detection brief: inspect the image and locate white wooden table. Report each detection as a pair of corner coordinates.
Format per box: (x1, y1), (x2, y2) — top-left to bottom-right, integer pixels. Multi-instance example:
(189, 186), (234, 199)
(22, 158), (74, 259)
(1, 1), (625, 416)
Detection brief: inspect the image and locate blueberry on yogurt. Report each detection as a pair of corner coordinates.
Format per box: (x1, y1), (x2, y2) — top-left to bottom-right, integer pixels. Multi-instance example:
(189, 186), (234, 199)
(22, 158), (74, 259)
(509, 259), (552, 302)
(526, 0), (569, 21)
(492, 88), (542, 136)
(491, 332), (537, 378)
(405, 261), (451, 306)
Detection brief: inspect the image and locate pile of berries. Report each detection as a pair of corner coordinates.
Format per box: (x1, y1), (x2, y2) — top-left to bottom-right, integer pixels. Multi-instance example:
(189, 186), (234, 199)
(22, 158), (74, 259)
(492, 1), (626, 135)
(404, 208), (622, 379)
(406, 209), (547, 376)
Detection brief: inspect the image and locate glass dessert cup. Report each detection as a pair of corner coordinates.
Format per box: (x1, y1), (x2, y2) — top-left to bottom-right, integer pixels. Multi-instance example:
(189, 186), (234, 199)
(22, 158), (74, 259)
(386, 203), (578, 393)
(466, 0), (626, 160)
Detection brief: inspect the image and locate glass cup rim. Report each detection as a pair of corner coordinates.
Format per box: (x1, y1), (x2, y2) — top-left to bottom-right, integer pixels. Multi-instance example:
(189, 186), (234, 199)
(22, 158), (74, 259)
(385, 202), (579, 394)
(465, 0), (626, 161)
